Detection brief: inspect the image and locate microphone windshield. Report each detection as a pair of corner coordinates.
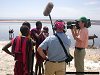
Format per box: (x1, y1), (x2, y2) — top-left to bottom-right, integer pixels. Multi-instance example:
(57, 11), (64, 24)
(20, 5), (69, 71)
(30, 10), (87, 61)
(43, 2), (54, 16)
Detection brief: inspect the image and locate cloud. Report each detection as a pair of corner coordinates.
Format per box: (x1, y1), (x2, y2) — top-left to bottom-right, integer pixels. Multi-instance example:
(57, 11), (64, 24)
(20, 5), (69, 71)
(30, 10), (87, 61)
(84, 1), (99, 5)
(49, 6), (100, 20)
(51, 7), (84, 19)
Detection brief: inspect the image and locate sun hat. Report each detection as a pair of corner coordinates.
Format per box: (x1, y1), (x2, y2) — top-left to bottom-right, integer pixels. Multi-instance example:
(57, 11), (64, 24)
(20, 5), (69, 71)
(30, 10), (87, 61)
(79, 17), (88, 23)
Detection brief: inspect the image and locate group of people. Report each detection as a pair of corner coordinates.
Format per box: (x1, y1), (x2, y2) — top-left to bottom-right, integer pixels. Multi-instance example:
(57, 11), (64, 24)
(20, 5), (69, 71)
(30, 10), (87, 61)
(2, 16), (89, 75)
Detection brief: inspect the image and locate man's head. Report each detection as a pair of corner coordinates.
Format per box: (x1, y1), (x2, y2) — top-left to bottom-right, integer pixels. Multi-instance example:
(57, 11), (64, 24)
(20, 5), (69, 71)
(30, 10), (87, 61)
(20, 26), (30, 36)
(54, 20), (65, 32)
(36, 21), (42, 30)
(22, 21), (31, 29)
(43, 26), (49, 33)
(78, 17), (88, 28)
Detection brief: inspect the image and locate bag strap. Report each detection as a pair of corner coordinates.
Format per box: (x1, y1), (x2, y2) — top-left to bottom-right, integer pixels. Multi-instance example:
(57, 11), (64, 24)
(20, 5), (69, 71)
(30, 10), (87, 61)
(54, 34), (69, 57)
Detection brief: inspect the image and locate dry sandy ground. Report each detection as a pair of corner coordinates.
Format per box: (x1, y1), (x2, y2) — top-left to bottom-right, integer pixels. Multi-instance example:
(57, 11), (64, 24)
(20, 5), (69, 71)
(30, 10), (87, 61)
(0, 41), (100, 75)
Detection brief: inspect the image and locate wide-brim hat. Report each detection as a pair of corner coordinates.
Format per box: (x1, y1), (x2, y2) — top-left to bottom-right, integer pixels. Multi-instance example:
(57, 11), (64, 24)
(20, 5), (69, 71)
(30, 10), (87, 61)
(79, 17), (88, 23)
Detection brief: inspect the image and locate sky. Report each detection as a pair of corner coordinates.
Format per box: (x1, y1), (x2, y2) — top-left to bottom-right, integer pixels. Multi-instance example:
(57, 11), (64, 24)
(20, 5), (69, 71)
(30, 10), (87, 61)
(0, 0), (100, 20)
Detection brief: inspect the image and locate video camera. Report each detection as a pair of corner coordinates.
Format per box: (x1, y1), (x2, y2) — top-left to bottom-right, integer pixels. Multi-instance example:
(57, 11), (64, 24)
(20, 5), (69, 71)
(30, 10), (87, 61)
(67, 19), (91, 29)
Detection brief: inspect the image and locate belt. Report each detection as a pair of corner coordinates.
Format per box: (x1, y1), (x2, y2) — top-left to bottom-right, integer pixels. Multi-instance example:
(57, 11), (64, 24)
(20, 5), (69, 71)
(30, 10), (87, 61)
(48, 60), (65, 63)
(75, 47), (85, 50)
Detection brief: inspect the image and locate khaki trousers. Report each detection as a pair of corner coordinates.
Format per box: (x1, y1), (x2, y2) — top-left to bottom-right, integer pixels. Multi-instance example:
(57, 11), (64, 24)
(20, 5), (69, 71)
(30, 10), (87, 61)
(45, 61), (66, 75)
(74, 48), (86, 72)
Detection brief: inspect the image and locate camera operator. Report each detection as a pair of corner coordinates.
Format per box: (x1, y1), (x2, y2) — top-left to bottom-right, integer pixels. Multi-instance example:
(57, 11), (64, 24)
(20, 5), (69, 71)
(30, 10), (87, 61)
(71, 17), (88, 74)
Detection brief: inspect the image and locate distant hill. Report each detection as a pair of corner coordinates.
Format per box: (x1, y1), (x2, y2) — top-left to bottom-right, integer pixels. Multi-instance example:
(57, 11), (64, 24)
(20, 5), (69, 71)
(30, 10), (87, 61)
(90, 20), (100, 25)
(0, 19), (100, 25)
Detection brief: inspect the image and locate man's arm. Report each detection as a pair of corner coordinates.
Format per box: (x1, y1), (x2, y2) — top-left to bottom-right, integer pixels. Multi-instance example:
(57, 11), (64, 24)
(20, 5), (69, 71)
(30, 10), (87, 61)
(31, 29), (43, 40)
(37, 47), (47, 60)
(2, 41), (14, 56)
(71, 28), (82, 42)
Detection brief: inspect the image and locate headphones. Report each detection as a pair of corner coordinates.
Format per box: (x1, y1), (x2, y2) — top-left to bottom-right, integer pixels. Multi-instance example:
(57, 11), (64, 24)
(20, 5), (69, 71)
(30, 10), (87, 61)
(53, 19), (65, 30)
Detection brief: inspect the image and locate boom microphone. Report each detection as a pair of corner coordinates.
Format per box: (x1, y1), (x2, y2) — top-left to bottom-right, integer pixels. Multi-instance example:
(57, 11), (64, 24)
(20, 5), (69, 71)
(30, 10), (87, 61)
(43, 2), (54, 16)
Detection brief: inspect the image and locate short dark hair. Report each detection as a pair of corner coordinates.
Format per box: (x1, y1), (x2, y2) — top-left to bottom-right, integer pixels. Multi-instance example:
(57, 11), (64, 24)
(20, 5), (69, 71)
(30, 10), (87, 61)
(43, 26), (49, 31)
(36, 21), (42, 26)
(20, 26), (29, 36)
(22, 21), (31, 29)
